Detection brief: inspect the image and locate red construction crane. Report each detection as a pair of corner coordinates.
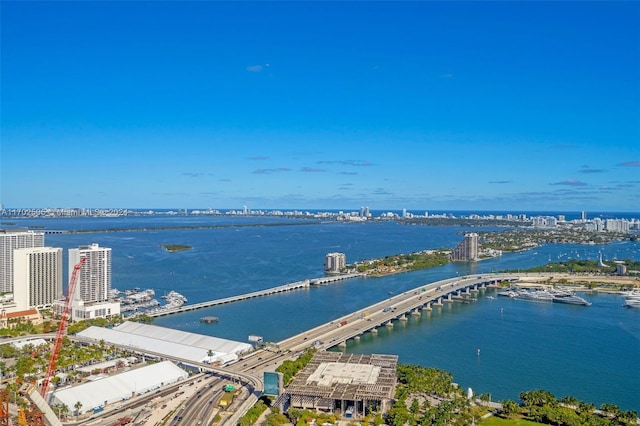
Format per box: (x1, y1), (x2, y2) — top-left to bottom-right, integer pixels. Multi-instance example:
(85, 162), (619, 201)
(40, 257), (87, 399)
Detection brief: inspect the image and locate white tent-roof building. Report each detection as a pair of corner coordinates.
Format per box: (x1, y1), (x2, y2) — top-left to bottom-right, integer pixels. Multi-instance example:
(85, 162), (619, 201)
(76, 321), (252, 366)
(50, 361), (188, 414)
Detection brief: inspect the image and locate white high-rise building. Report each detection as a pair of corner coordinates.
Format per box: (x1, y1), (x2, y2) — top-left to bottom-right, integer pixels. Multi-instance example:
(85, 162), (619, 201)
(69, 243), (111, 303)
(325, 252), (346, 274)
(67, 243), (119, 321)
(13, 247), (63, 310)
(0, 229), (45, 293)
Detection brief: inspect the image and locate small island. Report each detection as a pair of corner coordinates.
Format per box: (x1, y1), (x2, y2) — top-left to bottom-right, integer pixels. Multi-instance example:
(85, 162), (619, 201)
(161, 244), (192, 253)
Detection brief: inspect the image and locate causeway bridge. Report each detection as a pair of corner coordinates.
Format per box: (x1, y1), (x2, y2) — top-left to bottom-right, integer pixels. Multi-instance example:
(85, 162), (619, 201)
(143, 273), (363, 317)
(276, 273), (520, 353)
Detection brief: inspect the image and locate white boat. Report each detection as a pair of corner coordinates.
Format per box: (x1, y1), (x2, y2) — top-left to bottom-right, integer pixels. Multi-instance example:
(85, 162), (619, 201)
(552, 293), (591, 306)
(623, 299), (640, 308)
(621, 290), (640, 300)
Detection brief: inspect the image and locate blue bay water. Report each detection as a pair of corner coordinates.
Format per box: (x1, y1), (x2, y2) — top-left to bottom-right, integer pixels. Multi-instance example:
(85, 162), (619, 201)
(6, 215), (640, 412)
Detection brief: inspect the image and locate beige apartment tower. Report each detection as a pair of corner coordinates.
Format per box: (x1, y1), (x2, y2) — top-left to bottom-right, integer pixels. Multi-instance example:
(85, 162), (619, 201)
(13, 247), (63, 310)
(451, 233), (479, 261)
(325, 252), (346, 274)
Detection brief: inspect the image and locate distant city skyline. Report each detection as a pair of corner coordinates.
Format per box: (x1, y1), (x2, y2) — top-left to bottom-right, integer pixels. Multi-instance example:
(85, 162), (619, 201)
(2, 2), (639, 211)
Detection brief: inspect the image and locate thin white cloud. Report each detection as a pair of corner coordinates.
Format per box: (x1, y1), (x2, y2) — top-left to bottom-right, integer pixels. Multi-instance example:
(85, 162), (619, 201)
(246, 65), (264, 72)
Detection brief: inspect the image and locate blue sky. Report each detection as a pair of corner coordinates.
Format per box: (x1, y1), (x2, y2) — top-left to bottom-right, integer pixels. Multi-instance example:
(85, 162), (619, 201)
(2, 1), (639, 212)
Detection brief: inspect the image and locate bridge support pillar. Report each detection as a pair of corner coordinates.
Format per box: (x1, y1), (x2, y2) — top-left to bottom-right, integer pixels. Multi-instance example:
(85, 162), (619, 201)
(385, 322), (393, 328)
(338, 341), (347, 348)
(444, 293), (453, 303)
(354, 335), (360, 341)
(411, 309), (421, 316)
(423, 302), (432, 311)
(399, 314), (407, 321)
(371, 328), (378, 334)
(434, 298), (443, 306)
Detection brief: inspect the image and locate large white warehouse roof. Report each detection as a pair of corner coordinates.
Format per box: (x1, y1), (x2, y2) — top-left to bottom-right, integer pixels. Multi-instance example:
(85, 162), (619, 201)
(115, 321), (253, 355)
(51, 361), (188, 414)
(76, 321), (252, 365)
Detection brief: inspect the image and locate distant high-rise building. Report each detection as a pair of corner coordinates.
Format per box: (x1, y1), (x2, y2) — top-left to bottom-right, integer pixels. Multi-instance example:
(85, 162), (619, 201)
(0, 229), (45, 293)
(325, 252), (346, 274)
(69, 243), (112, 303)
(13, 247), (63, 310)
(581, 211), (587, 221)
(451, 233), (479, 261)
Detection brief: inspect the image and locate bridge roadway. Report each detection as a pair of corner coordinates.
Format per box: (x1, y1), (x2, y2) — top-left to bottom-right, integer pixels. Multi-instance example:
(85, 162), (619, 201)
(144, 273), (364, 317)
(273, 272), (520, 353)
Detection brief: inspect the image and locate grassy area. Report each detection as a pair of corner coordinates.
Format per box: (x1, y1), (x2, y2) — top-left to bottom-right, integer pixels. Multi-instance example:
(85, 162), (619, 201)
(479, 415), (546, 425)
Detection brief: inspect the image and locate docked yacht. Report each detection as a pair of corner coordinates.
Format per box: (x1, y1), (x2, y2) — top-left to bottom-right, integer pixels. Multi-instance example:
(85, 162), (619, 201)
(552, 293), (591, 306)
(623, 298), (640, 308)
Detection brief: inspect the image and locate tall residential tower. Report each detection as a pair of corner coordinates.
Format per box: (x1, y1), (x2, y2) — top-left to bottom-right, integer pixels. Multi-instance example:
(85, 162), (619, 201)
(451, 233), (479, 261)
(0, 229), (45, 293)
(13, 247), (63, 310)
(67, 243), (119, 321)
(69, 243), (112, 303)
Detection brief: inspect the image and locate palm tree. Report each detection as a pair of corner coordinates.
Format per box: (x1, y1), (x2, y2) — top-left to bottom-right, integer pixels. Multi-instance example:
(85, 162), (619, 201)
(479, 393), (491, 407)
(600, 403), (621, 418)
(74, 401), (83, 420)
(500, 400), (520, 418)
(60, 403), (69, 420)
